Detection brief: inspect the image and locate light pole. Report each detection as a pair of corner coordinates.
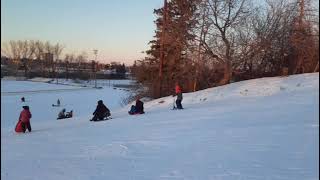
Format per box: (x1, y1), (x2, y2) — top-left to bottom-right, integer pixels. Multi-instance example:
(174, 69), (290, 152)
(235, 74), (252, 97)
(93, 49), (98, 88)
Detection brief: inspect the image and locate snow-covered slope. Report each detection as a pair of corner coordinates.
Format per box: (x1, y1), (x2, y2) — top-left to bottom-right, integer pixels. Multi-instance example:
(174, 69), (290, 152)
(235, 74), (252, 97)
(1, 73), (319, 180)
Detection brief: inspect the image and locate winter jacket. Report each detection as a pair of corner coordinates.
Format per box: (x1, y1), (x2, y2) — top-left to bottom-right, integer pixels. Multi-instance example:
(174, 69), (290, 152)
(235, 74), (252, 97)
(175, 85), (183, 100)
(175, 85), (182, 94)
(15, 120), (24, 133)
(58, 110), (65, 118)
(19, 109), (32, 123)
(93, 103), (109, 116)
(135, 100), (144, 113)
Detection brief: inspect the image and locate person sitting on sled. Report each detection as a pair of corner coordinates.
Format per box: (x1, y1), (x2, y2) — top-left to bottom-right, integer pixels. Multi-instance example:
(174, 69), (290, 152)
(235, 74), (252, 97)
(66, 110), (73, 118)
(129, 97), (144, 115)
(90, 100), (111, 121)
(57, 108), (73, 119)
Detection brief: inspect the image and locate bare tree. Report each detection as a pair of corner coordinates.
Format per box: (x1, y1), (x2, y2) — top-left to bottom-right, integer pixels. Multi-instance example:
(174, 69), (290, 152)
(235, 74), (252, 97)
(2, 40), (37, 77)
(203, 0), (250, 84)
(64, 53), (76, 79)
(289, 0), (318, 74)
(33, 41), (46, 76)
(52, 43), (64, 82)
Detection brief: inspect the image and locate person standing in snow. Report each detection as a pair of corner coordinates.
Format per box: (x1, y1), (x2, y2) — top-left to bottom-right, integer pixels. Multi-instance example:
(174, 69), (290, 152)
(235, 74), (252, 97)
(21, 97), (25, 102)
(175, 82), (183, 109)
(90, 100), (111, 121)
(18, 105), (32, 133)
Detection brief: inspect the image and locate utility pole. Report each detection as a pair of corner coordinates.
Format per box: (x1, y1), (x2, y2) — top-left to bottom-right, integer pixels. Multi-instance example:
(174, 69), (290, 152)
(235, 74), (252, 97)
(93, 49), (98, 88)
(55, 57), (59, 84)
(159, 0), (168, 98)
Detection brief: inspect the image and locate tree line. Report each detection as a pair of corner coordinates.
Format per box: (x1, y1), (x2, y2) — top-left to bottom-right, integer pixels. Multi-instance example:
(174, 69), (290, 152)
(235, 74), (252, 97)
(1, 40), (128, 79)
(131, 0), (319, 98)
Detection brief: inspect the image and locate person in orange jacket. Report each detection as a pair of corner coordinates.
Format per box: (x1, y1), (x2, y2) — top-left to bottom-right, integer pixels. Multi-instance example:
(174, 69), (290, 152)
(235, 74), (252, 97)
(175, 82), (183, 109)
(19, 105), (32, 133)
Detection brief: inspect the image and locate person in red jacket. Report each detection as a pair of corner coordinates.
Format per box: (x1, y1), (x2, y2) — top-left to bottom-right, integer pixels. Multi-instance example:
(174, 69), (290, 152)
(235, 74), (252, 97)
(175, 82), (183, 109)
(19, 105), (32, 133)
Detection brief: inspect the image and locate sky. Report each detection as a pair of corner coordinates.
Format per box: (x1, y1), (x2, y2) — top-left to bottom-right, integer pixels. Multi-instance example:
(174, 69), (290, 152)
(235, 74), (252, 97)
(1, 0), (164, 65)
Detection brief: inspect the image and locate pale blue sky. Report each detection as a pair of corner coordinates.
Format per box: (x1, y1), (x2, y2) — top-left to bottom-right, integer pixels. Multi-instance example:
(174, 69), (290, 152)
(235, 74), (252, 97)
(1, 0), (163, 64)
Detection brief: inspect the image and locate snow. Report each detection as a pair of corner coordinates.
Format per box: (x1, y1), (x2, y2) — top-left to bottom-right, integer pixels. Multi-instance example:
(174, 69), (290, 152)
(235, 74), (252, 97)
(1, 73), (319, 180)
(29, 77), (53, 83)
(1, 80), (85, 93)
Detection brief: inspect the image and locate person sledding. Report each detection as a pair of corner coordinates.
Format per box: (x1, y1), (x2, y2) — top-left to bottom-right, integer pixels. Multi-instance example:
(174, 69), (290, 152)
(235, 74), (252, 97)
(15, 104), (32, 133)
(128, 97), (145, 115)
(57, 108), (73, 119)
(90, 100), (111, 121)
(52, 99), (61, 107)
(173, 82), (183, 109)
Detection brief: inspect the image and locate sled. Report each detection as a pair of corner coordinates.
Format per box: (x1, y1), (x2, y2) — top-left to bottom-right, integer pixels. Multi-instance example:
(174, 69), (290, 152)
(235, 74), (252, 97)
(15, 120), (24, 133)
(90, 116), (112, 122)
(57, 116), (73, 120)
(128, 112), (145, 115)
(171, 107), (184, 110)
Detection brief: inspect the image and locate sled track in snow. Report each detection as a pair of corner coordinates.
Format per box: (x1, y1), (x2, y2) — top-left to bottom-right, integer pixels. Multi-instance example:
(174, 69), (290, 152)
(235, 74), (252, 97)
(1, 87), (95, 96)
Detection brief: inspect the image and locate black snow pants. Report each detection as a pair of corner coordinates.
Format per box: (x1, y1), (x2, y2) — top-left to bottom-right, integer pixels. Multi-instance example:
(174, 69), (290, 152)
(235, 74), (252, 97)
(176, 99), (183, 109)
(21, 121), (32, 133)
(92, 111), (111, 121)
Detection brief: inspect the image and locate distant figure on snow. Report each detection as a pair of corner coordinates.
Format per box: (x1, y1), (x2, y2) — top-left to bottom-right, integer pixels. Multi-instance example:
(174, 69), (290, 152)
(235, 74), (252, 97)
(57, 108), (73, 119)
(174, 82), (183, 109)
(15, 104), (32, 133)
(21, 97), (25, 102)
(90, 100), (111, 121)
(128, 97), (145, 115)
(52, 99), (61, 107)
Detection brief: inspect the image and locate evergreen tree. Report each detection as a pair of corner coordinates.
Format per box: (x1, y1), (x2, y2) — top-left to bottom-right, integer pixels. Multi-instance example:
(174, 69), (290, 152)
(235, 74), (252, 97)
(136, 0), (200, 98)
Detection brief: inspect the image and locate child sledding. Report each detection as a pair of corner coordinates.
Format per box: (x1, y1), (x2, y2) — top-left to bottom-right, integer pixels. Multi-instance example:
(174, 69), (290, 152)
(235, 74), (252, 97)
(14, 90), (184, 133)
(52, 99), (61, 107)
(128, 98), (145, 115)
(57, 108), (73, 120)
(90, 100), (111, 121)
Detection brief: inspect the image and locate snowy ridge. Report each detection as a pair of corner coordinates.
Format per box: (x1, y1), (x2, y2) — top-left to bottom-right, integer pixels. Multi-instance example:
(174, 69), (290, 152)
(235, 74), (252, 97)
(1, 73), (319, 180)
(124, 73), (319, 113)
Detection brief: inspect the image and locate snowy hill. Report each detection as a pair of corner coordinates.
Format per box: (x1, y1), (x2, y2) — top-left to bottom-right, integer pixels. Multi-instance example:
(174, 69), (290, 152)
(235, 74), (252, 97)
(1, 73), (319, 180)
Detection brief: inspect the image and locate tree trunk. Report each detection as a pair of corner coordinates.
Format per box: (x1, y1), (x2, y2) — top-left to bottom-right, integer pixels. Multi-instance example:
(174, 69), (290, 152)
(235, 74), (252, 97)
(314, 61), (319, 72)
(220, 37), (232, 85)
(292, 54), (303, 74)
(220, 61), (232, 85)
